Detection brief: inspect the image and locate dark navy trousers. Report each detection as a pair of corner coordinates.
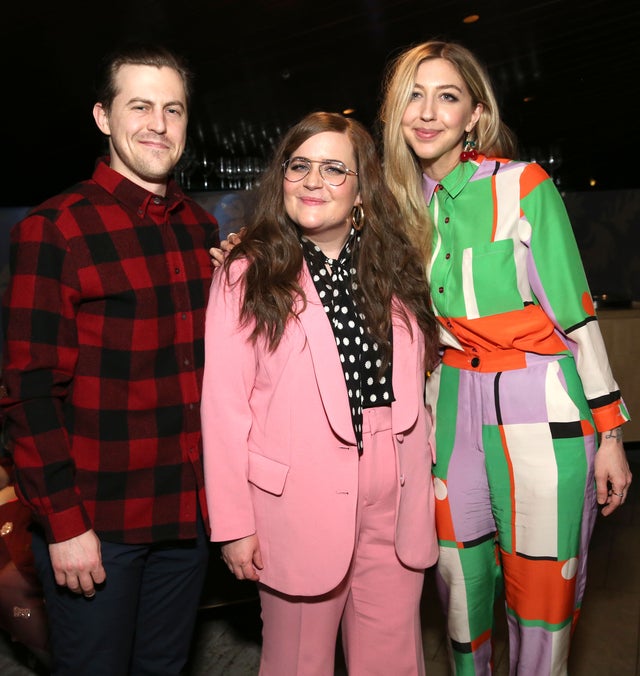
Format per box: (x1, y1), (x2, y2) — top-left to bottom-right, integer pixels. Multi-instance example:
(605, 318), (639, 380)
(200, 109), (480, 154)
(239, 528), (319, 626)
(32, 515), (209, 676)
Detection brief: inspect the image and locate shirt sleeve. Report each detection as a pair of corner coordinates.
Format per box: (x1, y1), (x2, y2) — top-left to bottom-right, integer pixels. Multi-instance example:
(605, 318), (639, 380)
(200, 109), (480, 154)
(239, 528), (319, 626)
(520, 163), (630, 432)
(1, 211), (92, 543)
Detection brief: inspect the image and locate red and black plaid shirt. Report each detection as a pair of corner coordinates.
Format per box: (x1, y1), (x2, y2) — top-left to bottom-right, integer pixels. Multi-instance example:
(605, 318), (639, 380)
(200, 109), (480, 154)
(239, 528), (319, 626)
(1, 158), (219, 544)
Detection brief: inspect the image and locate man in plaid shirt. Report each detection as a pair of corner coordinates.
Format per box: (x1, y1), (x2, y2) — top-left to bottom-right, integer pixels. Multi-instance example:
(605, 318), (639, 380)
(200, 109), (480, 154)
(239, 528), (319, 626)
(1, 43), (218, 675)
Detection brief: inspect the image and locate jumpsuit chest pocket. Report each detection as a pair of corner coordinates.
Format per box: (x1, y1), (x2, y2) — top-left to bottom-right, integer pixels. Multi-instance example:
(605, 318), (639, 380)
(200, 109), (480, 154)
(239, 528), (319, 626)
(463, 238), (525, 317)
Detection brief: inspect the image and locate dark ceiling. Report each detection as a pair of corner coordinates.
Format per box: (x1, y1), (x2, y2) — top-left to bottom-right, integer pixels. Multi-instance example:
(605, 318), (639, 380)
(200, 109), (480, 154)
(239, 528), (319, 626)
(2, 0), (639, 206)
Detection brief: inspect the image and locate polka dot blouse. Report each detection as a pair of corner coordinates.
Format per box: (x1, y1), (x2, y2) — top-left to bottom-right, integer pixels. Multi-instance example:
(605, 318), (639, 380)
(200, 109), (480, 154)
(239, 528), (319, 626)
(300, 230), (394, 454)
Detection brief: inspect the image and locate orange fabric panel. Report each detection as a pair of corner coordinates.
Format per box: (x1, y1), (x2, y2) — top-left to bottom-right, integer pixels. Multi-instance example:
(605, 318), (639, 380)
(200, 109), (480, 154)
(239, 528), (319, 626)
(520, 163), (548, 199)
(434, 483), (458, 543)
(501, 551), (576, 625)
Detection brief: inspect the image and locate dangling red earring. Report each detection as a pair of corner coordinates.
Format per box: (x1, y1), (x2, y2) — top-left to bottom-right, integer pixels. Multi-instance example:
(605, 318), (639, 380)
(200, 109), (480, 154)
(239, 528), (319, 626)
(460, 137), (478, 162)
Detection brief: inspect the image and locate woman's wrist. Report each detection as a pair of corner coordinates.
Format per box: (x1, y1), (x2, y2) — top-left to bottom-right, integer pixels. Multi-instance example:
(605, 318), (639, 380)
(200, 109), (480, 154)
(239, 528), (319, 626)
(602, 427), (623, 441)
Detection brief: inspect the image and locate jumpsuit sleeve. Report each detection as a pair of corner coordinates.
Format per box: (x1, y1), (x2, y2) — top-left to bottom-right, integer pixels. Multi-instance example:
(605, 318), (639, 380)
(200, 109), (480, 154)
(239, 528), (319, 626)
(519, 162), (630, 432)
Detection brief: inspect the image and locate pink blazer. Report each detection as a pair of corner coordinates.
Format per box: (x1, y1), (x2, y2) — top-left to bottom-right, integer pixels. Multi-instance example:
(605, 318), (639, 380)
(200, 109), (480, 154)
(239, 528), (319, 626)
(201, 260), (438, 597)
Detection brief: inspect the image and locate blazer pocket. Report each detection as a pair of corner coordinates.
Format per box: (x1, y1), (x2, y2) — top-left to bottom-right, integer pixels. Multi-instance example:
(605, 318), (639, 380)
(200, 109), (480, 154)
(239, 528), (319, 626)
(248, 451), (290, 496)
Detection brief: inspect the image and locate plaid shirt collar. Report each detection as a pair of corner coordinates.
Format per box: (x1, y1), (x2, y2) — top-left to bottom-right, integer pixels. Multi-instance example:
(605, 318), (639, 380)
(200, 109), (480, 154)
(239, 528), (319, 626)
(92, 156), (186, 218)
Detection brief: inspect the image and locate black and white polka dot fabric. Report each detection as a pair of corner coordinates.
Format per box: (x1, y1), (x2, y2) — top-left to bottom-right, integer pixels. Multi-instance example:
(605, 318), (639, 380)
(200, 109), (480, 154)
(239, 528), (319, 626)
(300, 230), (394, 454)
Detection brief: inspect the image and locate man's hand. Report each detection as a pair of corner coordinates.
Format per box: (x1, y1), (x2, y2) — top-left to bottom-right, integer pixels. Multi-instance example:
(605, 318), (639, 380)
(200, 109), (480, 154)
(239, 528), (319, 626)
(49, 529), (106, 598)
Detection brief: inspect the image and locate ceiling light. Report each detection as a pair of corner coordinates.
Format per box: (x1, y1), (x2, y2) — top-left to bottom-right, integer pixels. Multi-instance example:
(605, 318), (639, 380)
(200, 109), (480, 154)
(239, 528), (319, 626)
(463, 14), (480, 23)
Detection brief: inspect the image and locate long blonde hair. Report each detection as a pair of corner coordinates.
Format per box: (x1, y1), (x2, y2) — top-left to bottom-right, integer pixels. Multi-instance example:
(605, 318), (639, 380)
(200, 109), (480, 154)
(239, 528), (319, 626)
(378, 41), (517, 259)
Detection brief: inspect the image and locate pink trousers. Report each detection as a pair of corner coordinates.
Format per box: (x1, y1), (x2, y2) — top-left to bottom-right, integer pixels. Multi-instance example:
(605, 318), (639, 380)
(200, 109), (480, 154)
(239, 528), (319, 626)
(258, 406), (426, 676)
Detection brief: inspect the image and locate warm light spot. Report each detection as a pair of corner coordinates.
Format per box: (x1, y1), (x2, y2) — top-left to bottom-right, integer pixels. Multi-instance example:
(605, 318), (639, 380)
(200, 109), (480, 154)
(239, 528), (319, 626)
(589, 178), (597, 187)
(342, 108), (356, 116)
(463, 14), (480, 23)
(523, 95), (535, 103)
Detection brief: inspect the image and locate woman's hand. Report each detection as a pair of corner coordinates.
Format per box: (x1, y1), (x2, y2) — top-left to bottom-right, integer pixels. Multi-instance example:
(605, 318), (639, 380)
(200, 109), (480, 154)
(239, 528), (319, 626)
(209, 228), (245, 268)
(595, 427), (633, 516)
(220, 533), (263, 581)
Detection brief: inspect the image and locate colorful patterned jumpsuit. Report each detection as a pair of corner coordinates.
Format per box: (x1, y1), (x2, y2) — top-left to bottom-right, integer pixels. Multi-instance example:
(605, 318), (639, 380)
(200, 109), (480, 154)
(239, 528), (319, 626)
(423, 157), (630, 675)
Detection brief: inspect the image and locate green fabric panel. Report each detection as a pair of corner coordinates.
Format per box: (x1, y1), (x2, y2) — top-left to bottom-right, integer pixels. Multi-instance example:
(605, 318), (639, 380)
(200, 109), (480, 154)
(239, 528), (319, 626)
(433, 365), (460, 480)
(472, 238), (522, 316)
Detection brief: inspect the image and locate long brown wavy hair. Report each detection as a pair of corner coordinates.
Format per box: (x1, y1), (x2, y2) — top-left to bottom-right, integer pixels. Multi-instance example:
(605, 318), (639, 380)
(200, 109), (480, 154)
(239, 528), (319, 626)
(224, 111), (440, 370)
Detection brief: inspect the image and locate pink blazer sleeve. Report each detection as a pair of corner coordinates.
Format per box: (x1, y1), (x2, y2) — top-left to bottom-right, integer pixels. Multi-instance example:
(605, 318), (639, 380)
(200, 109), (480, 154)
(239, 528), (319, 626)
(201, 262), (258, 542)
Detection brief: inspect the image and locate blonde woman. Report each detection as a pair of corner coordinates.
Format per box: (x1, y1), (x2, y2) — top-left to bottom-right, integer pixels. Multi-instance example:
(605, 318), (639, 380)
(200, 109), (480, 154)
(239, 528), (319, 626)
(379, 40), (631, 676)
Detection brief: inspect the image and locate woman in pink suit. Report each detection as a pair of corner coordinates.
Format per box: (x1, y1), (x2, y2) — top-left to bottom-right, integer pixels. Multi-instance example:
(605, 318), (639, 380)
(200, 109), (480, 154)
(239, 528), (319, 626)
(201, 111), (440, 676)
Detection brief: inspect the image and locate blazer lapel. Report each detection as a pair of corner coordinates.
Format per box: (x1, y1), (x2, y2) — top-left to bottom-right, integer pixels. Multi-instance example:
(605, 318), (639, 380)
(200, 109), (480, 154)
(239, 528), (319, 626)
(297, 266), (357, 445)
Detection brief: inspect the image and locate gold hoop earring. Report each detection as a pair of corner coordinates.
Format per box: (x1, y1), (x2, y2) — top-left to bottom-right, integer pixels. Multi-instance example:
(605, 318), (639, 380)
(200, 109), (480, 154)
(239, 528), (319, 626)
(351, 204), (365, 231)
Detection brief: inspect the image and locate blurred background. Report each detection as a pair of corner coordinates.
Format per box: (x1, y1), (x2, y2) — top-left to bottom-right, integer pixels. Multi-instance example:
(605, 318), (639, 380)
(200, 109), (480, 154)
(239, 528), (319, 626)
(1, 0), (639, 205)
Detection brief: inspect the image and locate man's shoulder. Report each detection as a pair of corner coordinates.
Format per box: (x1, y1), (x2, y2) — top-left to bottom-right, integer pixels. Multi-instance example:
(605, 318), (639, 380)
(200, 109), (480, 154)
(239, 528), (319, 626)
(178, 193), (218, 223)
(24, 178), (105, 223)
(174, 193), (220, 248)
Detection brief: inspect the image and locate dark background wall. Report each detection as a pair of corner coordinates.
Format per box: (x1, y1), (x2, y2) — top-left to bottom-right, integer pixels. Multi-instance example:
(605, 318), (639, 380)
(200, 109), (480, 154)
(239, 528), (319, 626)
(1, 0), (639, 207)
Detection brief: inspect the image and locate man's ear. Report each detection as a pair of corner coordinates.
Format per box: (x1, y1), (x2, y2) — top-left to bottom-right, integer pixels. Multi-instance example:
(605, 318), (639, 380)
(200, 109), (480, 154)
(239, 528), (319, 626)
(93, 103), (111, 136)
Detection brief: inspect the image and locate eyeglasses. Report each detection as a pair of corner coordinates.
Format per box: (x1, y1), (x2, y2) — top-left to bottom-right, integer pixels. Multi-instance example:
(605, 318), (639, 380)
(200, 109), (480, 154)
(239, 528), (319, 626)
(282, 157), (358, 187)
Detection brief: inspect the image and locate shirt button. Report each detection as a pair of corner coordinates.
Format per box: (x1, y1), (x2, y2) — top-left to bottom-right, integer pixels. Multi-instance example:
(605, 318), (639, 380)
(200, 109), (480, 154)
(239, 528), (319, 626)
(137, 208), (144, 217)
(444, 217), (450, 223)
(438, 286), (444, 294)
(181, 313), (187, 320)
(175, 267), (181, 274)
(153, 197), (161, 205)
(184, 358), (190, 366)
(445, 253), (451, 260)
(471, 357), (480, 368)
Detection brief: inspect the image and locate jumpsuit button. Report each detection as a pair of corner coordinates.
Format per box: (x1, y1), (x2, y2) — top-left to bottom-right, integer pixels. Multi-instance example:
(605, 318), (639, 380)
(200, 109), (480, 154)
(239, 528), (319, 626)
(445, 253), (451, 259)
(470, 357), (480, 368)
(438, 286), (444, 294)
(444, 217), (450, 223)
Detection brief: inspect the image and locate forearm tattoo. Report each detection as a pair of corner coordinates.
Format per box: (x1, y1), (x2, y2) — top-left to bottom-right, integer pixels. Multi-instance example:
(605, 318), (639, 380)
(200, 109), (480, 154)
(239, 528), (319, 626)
(604, 427), (623, 441)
